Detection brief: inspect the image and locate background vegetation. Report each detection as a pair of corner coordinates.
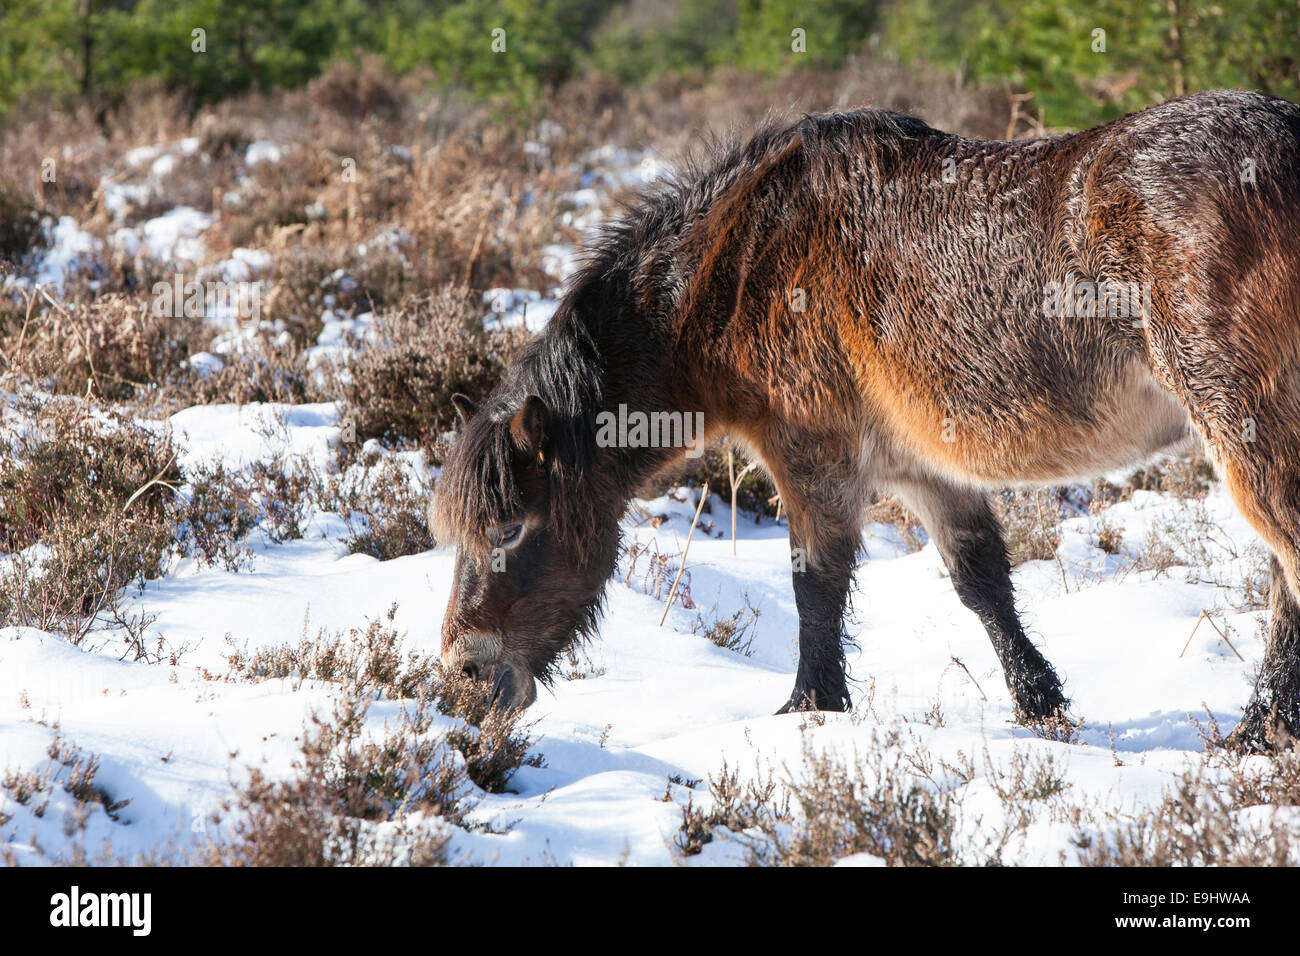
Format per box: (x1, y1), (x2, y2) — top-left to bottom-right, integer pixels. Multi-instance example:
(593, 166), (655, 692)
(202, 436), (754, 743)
(3, 0), (1299, 129)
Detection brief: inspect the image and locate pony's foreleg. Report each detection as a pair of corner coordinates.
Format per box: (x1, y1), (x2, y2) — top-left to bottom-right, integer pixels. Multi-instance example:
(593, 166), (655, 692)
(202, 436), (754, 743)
(894, 476), (1068, 723)
(776, 523), (856, 713)
(755, 422), (860, 713)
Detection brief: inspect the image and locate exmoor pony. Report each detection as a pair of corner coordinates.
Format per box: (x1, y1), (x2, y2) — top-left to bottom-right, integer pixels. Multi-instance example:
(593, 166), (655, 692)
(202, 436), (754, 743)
(435, 90), (1300, 751)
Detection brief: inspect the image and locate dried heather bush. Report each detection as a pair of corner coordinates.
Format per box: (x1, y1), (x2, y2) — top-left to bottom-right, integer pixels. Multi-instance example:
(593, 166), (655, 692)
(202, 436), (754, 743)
(226, 605), (441, 702)
(1, 292), (209, 399)
(435, 671), (544, 794)
(224, 611), (542, 803)
(178, 337), (316, 407)
(305, 56), (406, 123)
(201, 689), (462, 867)
(0, 177), (45, 263)
(997, 488), (1067, 566)
(692, 596), (760, 656)
(1077, 764), (1298, 866)
(676, 760), (789, 857)
(173, 460), (260, 572)
(1, 732), (132, 861)
(344, 286), (524, 460)
(0, 401), (179, 639)
(328, 452), (435, 560)
(46, 733), (131, 821)
(867, 491), (926, 552)
(1124, 455), (1216, 501)
(753, 738), (960, 867)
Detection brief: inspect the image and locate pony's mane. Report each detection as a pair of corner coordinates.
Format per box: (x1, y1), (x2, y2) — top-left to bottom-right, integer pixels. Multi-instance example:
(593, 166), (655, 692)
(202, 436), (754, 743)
(434, 297), (607, 558)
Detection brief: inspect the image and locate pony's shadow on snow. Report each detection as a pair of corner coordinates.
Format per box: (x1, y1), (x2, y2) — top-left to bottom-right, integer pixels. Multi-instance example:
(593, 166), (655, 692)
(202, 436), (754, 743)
(1017, 707), (1245, 753)
(507, 733), (699, 796)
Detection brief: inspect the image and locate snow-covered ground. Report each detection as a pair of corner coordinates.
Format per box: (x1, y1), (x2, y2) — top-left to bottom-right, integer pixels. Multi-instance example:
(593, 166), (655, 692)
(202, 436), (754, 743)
(0, 398), (1277, 864)
(0, 133), (1289, 866)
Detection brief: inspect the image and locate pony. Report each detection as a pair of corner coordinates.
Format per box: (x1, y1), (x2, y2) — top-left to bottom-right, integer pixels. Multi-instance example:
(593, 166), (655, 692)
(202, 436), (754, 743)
(434, 90), (1300, 751)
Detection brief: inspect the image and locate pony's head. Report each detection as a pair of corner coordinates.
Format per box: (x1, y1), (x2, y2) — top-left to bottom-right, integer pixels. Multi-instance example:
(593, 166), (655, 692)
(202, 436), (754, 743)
(431, 332), (619, 709)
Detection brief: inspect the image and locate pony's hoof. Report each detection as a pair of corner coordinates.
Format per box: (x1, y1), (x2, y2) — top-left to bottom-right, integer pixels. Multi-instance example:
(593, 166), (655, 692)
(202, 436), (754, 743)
(1019, 708), (1080, 742)
(1223, 707), (1296, 754)
(1010, 680), (1070, 727)
(775, 686), (850, 715)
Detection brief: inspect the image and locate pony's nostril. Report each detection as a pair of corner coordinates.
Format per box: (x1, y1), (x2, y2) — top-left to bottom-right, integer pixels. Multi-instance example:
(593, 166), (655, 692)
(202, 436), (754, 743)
(462, 662), (480, 681)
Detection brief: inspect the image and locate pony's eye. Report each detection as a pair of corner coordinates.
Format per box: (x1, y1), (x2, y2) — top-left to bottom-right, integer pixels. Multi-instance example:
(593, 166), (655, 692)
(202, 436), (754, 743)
(499, 524), (523, 546)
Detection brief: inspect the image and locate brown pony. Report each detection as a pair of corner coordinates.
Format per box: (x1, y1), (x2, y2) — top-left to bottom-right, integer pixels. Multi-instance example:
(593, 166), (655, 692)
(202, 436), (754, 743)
(434, 90), (1300, 751)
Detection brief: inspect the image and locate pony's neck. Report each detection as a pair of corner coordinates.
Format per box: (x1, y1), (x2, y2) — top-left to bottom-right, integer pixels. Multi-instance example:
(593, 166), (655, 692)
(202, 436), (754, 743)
(569, 281), (703, 508)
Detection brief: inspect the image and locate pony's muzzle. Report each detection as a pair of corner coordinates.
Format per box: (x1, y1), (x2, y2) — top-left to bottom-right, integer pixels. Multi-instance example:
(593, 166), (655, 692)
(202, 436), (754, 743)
(443, 636), (537, 712)
(483, 661), (537, 711)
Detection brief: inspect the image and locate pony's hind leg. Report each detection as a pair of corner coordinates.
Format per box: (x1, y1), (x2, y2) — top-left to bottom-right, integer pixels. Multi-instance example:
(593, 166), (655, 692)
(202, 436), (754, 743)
(1209, 416), (1300, 750)
(1178, 371), (1300, 750)
(1227, 556), (1300, 751)
(893, 476), (1068, 722)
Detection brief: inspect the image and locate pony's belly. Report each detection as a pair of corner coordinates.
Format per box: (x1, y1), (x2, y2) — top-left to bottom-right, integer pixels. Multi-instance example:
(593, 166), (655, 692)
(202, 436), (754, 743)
(961, 400), (1197, 484)
(873, 365), (1197, 486)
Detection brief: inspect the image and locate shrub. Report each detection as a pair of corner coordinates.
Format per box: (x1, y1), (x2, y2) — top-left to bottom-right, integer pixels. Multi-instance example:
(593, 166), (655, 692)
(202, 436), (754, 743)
(1124, 455), (1216, 501)
(1, 732), (132, 863)
(753, 738), (959, 867)
(996, 488), (1066, 566)
(330, 452), (436, 560)
(1078, 762), (1300, 866)
(0, 400), (180, 641)
(200, 689), (462, 867)
(224, 608), (542, 796)
(436, 671), (545, 794)
(305, 56), (405, 122)
(867, 492), (926, 552)
(179, 338), (315, 407)
(663, 443), (780, 519)
(0, 178), (44, 262)
(692, 596), (760, 656)
(225, 605), (441, 702)
(173, 461), (260, 572)
(0, 293), (206, 400)
(344, 285), (524, 461)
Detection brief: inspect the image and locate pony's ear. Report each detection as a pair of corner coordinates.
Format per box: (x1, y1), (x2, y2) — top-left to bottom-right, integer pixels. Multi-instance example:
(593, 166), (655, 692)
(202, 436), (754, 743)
(509, 395), (551, 462)
(451, 393), (478, 425)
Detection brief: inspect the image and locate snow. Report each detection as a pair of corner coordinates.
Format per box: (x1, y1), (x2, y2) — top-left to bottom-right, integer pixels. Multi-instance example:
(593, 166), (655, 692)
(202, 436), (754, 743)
(207, 247), (272, 283)
(540, 243), (581, 284)
(315, 308), (374, 349)
(109, 206), (215, 266)
(185, 351), (224, 379)
(33, 216), (103, 289)
(166, 401), (342, 473)
(245, 141), (283, 165)
(124, 144), (165, 168)
(356, 227), (413, 260)
(139, 207), (215, 264)
(0, 440), (1278, 864)
(482, 288), (561, 332)
(102, 182), (150, 220)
